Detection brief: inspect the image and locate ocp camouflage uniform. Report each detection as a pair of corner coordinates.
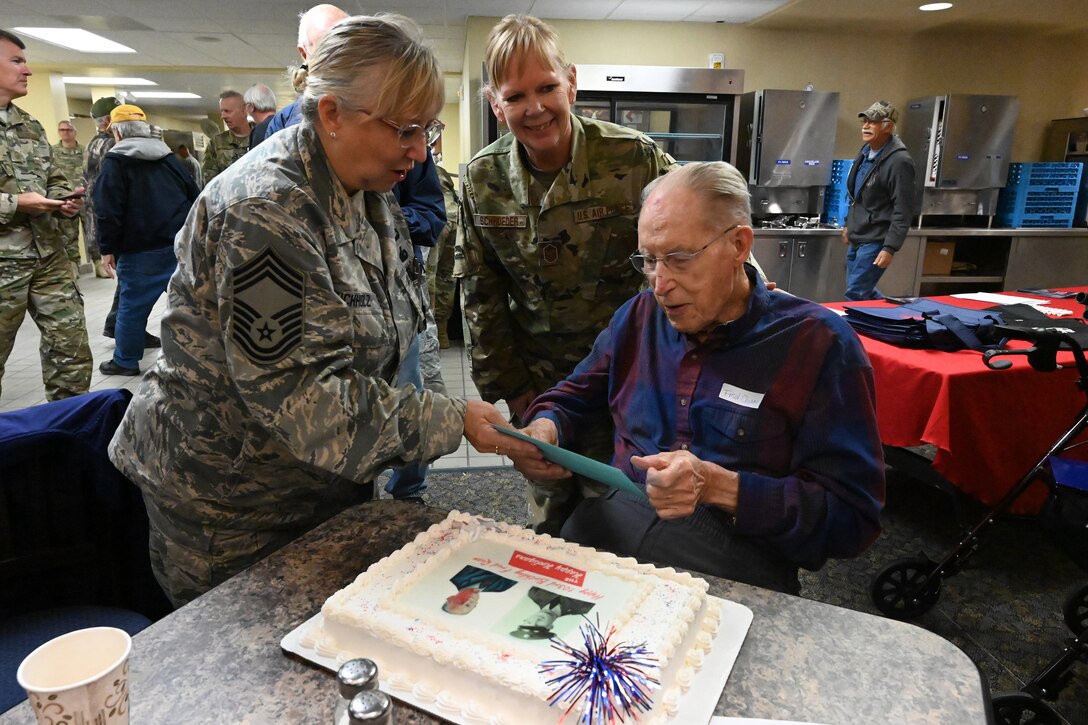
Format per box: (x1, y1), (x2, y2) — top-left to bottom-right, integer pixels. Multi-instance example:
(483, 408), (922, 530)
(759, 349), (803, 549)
(109, 124), (467, 606)
(427, 164), (458, 347)
(459, 114), (676, 534)
(51, 140), (84, 265)
(201, 129), (250, 184)
(0, 103), (92, 401)
(82, 130), (114, 261)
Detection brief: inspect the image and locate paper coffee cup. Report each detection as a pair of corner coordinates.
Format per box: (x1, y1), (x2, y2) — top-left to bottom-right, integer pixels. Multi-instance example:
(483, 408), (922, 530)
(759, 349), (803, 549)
(17, 626), (132, 725)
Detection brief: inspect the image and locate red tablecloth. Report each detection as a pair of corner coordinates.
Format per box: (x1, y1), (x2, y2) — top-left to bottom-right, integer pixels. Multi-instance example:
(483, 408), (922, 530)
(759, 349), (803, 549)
(830, 288), (1088, 514)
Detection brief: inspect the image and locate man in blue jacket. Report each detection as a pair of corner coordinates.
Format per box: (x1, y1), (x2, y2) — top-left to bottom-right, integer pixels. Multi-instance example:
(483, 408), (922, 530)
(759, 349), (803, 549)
(842, 100), (915, 301)
(93, 105), (200, 376)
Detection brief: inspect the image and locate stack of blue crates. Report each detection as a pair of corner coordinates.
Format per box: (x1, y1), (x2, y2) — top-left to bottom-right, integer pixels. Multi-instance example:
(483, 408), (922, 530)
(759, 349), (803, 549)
(995, 162), (1083, 228)
(822, 159), (853, 226)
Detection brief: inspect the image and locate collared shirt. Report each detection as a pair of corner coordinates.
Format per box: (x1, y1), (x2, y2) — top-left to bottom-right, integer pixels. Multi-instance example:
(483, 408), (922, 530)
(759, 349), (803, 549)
(525, 267), (885, 569)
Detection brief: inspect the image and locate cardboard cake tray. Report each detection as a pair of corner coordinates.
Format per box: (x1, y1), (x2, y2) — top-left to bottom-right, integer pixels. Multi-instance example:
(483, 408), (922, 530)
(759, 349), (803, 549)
(282, 595), (753, 725)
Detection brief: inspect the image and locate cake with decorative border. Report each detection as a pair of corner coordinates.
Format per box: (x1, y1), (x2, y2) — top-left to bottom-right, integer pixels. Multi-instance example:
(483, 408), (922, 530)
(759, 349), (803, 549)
(302, 511), (721, 724)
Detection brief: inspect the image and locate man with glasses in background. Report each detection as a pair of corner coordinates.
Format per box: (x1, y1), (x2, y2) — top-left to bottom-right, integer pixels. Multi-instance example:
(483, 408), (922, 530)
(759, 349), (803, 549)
(505, 162), (885, 593)
(842, 100), (915, 301)
(52, 120), (85, 277)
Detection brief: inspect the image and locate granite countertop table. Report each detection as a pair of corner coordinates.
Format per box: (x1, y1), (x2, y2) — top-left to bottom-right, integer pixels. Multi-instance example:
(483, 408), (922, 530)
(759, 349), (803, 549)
(1, 500), (991, 724)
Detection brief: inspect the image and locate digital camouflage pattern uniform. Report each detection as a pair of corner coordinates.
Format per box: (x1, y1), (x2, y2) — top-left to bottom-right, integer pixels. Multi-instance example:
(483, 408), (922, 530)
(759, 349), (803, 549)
(109, 124), (468, 606)
(427, 164), (458, 347)
(201, 129), (250, 184)
(51, 140), (84, 265)
(0, 103), (92, 401)
(460, 114), (676, 534)
(82, 130), (115, 262)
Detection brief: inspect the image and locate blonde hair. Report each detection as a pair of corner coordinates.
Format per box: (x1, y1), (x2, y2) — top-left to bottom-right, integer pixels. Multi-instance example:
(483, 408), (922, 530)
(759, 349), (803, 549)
(484, 14), (570, 91)
(642, 162), (752, 225)
(294, 14), (443, 124)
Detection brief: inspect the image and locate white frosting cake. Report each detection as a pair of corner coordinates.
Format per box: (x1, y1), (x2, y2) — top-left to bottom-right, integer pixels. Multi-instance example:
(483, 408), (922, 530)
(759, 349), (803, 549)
(304, 511), (721, 724)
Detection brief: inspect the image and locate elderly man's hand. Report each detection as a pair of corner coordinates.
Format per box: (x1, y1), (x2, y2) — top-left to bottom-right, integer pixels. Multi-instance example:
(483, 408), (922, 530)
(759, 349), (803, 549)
(507, 417), (570, 481)
(632, 450), (739, 520)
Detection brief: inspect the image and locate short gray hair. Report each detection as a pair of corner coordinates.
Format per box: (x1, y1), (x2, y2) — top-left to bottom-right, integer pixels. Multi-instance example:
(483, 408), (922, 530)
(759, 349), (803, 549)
(295, 14), (442, 125)
(112, 120), (152, 139)
(244, 84), (277, 112)
(642, 162), (751, 225)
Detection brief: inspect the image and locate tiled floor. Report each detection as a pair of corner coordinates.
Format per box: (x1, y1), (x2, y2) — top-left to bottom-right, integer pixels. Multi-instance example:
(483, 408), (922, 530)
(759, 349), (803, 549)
(0, 270), (510, 470)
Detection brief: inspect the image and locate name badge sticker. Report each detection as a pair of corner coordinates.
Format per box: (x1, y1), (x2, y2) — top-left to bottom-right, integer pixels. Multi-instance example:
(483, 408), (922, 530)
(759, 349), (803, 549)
(719, 382), (764, 409)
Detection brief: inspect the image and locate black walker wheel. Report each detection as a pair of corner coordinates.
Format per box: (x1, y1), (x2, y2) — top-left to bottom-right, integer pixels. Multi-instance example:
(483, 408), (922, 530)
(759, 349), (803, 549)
(1062, 582), (1088, 635)
(869, 556), (941, 619)
(991, 691), (1063, 725)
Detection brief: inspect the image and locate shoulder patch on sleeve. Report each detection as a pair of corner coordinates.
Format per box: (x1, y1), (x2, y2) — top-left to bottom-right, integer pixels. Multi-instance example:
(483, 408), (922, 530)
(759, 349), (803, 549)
(231, 246), (305, 364)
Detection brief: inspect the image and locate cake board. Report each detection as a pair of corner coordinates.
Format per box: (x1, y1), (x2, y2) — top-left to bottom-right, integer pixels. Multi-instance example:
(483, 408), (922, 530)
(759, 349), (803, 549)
(281, 595), (753, 725)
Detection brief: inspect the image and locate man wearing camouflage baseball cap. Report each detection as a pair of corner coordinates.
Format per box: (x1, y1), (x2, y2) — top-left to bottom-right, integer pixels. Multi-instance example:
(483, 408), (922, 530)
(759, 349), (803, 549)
(83, 95), (122, 279)
(842, 100), (915, 300)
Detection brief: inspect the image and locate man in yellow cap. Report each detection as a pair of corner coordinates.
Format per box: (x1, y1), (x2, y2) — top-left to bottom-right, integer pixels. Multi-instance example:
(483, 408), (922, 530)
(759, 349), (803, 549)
(92, 103), (200, 376)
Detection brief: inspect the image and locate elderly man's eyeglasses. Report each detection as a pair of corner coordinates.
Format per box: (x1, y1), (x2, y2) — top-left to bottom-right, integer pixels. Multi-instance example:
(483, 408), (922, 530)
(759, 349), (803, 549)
(629, 224), (741, 275)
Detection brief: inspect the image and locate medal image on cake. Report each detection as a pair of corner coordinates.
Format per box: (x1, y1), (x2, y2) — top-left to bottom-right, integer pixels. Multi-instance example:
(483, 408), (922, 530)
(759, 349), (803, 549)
(506, 586), (595, 640)
(442, 565), (518, 615)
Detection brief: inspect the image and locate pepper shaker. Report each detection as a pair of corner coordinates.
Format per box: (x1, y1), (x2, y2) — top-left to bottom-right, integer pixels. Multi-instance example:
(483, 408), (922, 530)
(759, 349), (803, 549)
(348, 690), (393, 724)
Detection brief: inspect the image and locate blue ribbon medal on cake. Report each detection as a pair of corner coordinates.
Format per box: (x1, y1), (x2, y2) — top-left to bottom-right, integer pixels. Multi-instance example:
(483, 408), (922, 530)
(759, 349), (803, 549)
(539, 617), (659, 724)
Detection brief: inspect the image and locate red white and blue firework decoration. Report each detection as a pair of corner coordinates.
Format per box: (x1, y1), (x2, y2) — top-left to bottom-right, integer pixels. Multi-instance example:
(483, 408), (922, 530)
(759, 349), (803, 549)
(539, 618), (660, 724)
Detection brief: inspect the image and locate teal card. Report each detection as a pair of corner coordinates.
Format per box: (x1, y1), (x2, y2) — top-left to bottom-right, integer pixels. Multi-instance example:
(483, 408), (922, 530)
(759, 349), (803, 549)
(494, 425), (647, 500)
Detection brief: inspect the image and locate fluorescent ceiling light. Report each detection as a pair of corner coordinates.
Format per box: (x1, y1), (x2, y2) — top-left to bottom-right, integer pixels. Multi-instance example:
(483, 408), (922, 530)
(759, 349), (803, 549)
(13, 28), (136, 53)
(918, 2), (953, 10)
(129, 91), (201, 99)
(63, 77), (156, 86)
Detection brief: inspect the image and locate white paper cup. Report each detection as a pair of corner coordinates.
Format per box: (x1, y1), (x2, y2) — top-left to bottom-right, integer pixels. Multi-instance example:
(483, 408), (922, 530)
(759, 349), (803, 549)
(16, 626), (132, 725)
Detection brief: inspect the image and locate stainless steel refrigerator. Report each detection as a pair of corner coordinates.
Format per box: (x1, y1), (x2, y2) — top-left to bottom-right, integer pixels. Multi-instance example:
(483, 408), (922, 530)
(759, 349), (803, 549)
(735, 89), (840, 219)
(901, 94), (1019, 220)
(480, 64), (744, 164)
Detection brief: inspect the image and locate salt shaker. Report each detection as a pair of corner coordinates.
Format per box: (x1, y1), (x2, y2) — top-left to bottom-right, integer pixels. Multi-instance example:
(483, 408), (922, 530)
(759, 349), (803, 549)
(348, 690), (393, 724)
(333, 658), (379, 725)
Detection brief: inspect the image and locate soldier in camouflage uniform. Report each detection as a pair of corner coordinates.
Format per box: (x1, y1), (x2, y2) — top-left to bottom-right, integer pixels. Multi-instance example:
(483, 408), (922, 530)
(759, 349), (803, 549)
(0, 29), (92, 402)
(460, 16), (677, 535)
(52, 120), (84, 271)
(427, 161), (458, 348)
(201, 90), (251, 183)
(107, 15), (529, 607)
(83, 96), (121, 278)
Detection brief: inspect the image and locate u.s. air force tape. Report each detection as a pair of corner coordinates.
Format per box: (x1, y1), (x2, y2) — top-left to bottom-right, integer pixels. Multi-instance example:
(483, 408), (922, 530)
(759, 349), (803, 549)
(231, 246), (305, 364)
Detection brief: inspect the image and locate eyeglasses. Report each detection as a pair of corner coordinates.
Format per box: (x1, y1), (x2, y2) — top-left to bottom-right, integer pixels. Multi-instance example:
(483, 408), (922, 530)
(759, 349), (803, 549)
(344, 101), (445, 148)
(629, 224), (741, 275)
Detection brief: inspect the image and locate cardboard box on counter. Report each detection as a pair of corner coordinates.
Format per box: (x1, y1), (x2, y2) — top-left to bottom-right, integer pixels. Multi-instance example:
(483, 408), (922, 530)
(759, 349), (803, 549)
(923, 241), (955, 275)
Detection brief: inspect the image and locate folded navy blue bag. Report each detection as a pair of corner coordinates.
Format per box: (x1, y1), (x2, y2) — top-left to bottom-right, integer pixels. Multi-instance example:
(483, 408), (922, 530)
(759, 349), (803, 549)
(843, 301), (1004, 351)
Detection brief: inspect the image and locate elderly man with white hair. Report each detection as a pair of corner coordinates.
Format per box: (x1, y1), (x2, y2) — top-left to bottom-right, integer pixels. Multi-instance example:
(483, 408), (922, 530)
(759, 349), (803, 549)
(93, 104), (200, 376)
(244, 83), (278, 149)
(506, 161), (886, 594)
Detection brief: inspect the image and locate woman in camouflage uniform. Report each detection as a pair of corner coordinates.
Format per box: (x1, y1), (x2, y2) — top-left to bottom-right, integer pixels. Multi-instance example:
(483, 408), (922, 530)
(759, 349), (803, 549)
(109, 14), (531, 607)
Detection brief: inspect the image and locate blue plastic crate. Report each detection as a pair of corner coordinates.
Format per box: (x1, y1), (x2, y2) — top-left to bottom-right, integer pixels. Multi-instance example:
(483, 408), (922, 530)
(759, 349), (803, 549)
(1004, 162), (1083, 192)
(994, 210), (1075, 228)
(997, 188), (1079, 215)
(822, 159), (853, 225)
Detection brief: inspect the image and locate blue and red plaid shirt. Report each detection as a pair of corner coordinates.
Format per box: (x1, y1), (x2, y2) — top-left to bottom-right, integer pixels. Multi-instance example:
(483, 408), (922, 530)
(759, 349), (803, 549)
(526, 267), (885, 569)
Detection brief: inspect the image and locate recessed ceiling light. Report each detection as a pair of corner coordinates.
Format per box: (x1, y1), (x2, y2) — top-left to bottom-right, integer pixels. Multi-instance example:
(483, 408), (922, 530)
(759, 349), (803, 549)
(13, 27), (136, 53)
(129, 91), (201, 99)
(64, 76), (156, 86)
(919, 2), (953, 11)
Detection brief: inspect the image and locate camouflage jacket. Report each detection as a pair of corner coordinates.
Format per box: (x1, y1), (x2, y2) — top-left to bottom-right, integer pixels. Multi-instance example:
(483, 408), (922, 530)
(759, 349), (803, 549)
(83, 131), (114, 189)
(459, 114), (675, 403)
(201, 129), (250, 183)
(109, 123), (467, 532)
(51, 141), (85, 187)
(0, 104), (74, 258)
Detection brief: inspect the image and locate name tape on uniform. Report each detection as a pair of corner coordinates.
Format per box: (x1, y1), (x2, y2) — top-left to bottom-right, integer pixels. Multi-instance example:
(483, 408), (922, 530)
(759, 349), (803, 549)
(474, 214), (527, 228)
(574, 203), (635, 223)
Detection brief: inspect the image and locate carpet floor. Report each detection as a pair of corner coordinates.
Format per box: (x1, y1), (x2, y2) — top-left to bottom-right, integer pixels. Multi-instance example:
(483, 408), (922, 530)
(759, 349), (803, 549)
(382, 464), (1088, 724)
